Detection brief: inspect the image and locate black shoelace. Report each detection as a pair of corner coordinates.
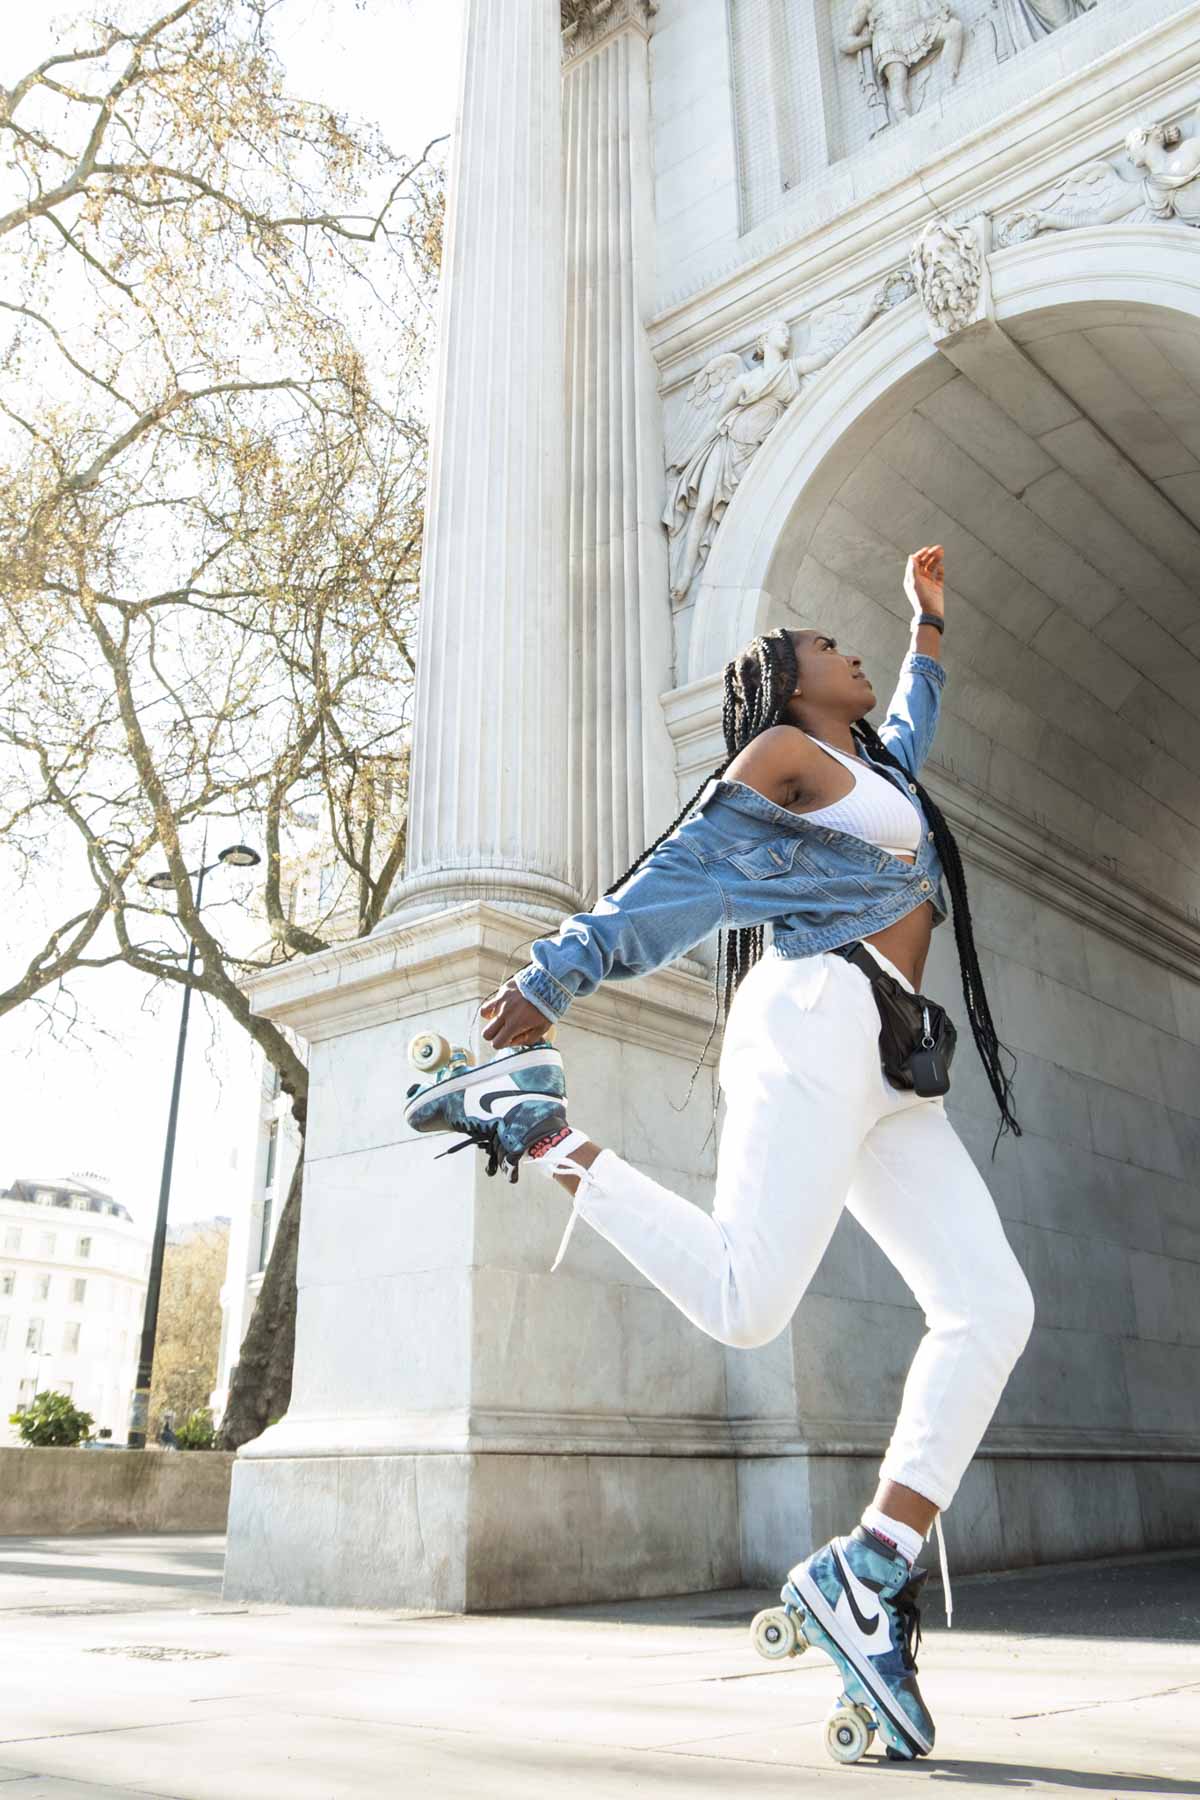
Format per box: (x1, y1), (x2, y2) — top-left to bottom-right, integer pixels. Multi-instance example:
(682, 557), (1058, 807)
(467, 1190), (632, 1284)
(436, 1120), (519, 1183)
(892, 1578), (924, 1673)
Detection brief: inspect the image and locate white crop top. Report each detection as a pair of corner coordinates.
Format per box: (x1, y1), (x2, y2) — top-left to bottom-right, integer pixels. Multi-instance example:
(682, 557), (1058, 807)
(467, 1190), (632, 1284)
(793, 737), (922, 857)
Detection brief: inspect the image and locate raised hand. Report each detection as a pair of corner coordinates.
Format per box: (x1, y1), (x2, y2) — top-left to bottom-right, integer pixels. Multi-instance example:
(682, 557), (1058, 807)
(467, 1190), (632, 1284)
(904, 545), (944, 621)
(480, 979), (555, 1050)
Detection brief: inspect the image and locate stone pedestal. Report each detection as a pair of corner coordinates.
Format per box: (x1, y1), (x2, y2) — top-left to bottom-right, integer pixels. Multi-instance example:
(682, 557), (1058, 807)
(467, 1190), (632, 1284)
(223, 905), (736, 1609)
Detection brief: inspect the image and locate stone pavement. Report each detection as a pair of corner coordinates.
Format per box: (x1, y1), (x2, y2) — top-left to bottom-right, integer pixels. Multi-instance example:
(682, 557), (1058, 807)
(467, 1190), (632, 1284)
(0, 1535), (1197, 1798)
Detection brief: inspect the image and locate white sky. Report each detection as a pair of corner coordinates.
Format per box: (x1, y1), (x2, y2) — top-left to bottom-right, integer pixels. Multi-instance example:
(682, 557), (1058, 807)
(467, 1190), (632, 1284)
(0, 0), (462, 1233)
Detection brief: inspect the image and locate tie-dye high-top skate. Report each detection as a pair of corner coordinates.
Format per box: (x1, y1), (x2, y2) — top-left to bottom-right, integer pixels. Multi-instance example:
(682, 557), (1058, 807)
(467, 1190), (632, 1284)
(404, 1042), (571, 1182)
(750, 1526), (934, 1763)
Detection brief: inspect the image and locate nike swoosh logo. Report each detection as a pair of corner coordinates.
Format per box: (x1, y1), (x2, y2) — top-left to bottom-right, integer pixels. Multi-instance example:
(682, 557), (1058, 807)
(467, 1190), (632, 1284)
(475, 1087), (561, 1118)
(832, 1543), (882, 1636)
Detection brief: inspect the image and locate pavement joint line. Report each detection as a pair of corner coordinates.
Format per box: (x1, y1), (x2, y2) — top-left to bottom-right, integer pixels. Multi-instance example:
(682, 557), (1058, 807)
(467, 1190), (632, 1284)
(0, 1713), (252, 1748)
(1011, 1677), (1200, 1721)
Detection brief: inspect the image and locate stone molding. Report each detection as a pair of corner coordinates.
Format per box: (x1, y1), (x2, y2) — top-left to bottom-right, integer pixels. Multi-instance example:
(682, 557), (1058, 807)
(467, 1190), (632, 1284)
(662, 674), (1200, 986)
(561, 0), (655, 65)
(236, 1405), (1200, 1463)
(244, 900), (719, 1058)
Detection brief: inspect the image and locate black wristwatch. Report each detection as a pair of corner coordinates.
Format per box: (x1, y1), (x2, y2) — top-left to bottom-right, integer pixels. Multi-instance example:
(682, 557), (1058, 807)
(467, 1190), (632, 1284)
(915, 612), (944, 635)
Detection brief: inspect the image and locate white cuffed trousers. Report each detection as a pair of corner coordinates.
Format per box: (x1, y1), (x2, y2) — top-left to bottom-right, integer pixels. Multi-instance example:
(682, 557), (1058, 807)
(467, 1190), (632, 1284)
(556, 943), (1034, 1511)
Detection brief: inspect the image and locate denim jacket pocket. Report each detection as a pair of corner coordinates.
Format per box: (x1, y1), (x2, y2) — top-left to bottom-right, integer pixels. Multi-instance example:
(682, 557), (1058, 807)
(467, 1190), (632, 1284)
(727, 836), (811, 881)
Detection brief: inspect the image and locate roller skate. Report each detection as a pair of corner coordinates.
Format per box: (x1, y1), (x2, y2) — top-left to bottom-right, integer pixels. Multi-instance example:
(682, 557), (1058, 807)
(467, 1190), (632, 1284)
(403, 1028), (571, 1183)
(749, 1526), (933, 1764)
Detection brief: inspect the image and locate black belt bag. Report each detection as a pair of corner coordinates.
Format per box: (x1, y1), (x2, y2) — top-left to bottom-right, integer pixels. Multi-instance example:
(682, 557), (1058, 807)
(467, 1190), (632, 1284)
(831, 941), (957, 1097)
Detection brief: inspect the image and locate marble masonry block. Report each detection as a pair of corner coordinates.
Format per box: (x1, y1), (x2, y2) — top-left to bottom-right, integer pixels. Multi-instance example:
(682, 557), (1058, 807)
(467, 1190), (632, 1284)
(996, 1324), (1131, 1435)
(303, 994), (475, 1163)
(1006, 1222), (1134, 1338)
(914, 376), (1055, 497)
(468, 1264), (728, 1422)
(225, 1454), (471, 1610)
(1134, 1461), (1200, 1551)
(991, 1459), (1145, 1571)
(289, 1268), (472, 1418)
(805, 1457), (884, 1553)
(297, 1138), (475, 1284)
(736, 1457), (812, 1586)
(464, 1453), (740, 1609)
(936, 1460), (1002, 1575)
(1129, 1249), (1200, 1349)
(724, 1323), (797, 1425)
(790, 1294), (921, 1430)
(1121, 1339), (1200, 1436)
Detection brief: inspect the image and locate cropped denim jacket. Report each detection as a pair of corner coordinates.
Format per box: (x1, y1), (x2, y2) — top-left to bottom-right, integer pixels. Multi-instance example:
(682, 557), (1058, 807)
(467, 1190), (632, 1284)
(516, 650), (949, 1024)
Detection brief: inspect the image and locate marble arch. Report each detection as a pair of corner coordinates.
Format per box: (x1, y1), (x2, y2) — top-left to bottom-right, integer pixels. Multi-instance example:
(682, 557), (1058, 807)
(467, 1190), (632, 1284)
(686, 223), (1200, 683)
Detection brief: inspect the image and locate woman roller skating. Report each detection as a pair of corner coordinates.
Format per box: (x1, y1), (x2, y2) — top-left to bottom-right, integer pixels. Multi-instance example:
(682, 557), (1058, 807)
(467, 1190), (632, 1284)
(404, 545), (1035, 1763)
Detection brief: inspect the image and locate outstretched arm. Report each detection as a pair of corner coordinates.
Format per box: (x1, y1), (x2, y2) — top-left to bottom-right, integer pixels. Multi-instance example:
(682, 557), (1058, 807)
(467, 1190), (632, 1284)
(875, 546), (946, 776)
(481, 834), (724, 1049)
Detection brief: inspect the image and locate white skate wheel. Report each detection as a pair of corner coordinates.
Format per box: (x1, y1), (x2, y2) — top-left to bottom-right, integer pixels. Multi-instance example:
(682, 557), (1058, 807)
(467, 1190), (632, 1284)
(750, 1607), (804, 1660)
(825, 1704), (873, 1764)
(408, 1032), (452, 1074)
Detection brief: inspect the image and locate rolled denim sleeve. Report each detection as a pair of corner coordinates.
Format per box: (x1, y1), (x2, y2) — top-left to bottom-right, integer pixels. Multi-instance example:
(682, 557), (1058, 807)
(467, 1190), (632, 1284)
(513, 836), (724, 1023)
(875, 650), (945, 778)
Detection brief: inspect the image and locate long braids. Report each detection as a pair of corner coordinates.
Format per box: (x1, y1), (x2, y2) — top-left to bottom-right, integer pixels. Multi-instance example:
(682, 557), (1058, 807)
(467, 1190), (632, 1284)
(603, 626), (1021, 1154)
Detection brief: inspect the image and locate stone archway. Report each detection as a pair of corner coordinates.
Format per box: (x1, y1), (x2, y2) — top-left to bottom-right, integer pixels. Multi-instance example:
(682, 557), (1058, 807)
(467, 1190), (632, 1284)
(687, 222), (1200, 681)
(669, 222), (1200, 1578)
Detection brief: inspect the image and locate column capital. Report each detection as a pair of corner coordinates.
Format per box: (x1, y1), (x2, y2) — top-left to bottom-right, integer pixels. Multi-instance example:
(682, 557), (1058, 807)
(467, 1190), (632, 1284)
(561, 0), (656, 65)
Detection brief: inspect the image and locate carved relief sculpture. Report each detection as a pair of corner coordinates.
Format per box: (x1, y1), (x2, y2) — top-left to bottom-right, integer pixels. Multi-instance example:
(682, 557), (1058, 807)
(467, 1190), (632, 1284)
(992, 0), (1096, 59)
(995, 108), (1200, 246)
(662, 275), (914, 603)
(841, 1), (966, 129)
(908, 217), (984, 336)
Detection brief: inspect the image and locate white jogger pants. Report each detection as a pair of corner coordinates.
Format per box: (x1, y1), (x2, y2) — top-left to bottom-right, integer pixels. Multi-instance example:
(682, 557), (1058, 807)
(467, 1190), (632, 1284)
(561, 943), (1035, 1511)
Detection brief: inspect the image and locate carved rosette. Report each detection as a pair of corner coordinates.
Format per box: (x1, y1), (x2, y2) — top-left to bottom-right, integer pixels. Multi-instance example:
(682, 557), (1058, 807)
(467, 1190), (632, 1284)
(561, 0), (656, 64)
(909, 216), (988, 342)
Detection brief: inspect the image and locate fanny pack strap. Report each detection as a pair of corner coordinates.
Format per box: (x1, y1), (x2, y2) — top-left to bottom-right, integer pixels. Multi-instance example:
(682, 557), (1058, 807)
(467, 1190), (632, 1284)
(829, 940), (889, 987)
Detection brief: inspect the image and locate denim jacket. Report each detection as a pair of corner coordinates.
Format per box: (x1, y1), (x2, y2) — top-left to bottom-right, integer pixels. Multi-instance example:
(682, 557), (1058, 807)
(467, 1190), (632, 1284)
(516, 651), (949, 1024)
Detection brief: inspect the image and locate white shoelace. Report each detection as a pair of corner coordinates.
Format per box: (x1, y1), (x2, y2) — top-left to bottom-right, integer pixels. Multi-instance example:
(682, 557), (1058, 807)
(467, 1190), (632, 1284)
(928, 1513), (953, 1626)
(536, 1152), (600, 1272)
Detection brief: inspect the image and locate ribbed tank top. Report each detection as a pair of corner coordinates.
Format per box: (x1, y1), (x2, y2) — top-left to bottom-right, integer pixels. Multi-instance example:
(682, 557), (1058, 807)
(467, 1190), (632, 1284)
(794, 737), (922, 857)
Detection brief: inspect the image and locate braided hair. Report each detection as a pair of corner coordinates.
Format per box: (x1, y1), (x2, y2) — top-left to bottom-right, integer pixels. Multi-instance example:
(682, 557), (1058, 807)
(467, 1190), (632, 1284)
(604, 626), (1021, 1154)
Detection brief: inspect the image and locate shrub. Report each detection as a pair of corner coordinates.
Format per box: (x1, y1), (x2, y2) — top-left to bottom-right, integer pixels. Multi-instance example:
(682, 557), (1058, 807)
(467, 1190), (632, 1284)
(10, 1390), (95, 1447)
(175, 1408), (217, 1451)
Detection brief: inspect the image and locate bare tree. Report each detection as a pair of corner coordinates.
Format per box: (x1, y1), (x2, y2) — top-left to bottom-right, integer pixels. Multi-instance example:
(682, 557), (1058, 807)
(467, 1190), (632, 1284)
(0, 1), (443, 1445)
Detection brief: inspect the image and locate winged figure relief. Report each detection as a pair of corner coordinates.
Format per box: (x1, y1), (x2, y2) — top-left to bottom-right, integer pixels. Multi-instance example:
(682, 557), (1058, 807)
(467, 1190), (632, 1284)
(995, 109), (1200, 246)
(663, 284), (904, 603)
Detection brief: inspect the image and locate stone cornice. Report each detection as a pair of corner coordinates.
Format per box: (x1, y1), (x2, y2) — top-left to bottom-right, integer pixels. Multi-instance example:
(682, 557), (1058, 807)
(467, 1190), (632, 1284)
(237, 1406), (1200, 1463)
(561, 0), (655, 66)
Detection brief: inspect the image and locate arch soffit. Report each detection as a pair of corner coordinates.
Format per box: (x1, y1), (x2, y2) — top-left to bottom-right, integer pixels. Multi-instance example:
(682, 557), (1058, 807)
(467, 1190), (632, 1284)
(685, 224), (1200, 684)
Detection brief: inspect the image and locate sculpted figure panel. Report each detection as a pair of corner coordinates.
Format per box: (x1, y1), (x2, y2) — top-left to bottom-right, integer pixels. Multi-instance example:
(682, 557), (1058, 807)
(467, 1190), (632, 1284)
(662, 275), (915, 602)
(841, 1), (965, 127)
(996, 108), (1200, 245)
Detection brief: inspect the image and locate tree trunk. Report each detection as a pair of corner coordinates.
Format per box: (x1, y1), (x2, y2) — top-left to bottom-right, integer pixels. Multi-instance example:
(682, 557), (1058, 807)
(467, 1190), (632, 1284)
(218, 1150), (304, 1452)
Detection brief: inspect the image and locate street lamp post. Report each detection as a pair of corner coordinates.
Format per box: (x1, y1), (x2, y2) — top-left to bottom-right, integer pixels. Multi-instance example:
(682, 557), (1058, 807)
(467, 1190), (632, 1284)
(126, 842), (261, 1450)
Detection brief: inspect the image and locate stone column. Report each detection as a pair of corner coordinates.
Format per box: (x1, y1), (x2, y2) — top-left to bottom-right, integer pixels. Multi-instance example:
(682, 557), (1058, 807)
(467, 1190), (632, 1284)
(387, 0), (578, 922)
(562, 0), (676, 900)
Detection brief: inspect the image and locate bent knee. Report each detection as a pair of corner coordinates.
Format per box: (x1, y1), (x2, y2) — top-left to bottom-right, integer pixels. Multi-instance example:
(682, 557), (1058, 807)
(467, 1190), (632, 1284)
(976, 1266), (1035, 1364)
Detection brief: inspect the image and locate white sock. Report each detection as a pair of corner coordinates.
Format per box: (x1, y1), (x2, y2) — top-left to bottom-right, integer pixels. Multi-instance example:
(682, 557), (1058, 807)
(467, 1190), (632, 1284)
(525, 1125), (591, 1173)
(861, 1505), (923, 1566)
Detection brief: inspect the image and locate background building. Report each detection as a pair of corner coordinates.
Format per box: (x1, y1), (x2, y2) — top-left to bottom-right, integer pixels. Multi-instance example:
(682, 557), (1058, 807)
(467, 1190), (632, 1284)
(227, 0), (1200, 1608)
(0, 1175), (149, 1444)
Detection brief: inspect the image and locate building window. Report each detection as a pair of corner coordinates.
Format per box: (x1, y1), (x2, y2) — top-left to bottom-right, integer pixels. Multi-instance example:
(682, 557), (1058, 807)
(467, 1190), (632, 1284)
(77, 1236), (92, 1260)
(0, 1318), (8, 1351)
(39, 1231), (55, 1257)
(268, 1061), (282, 1100)
(35, 1188), (55, 1207)
(16, 1377), (35, 1407)
(33, 1274), (50, 1302)
(0, 1270), (13, 1297)
(3, 1227), (20, 1252)
(72, 1277), (87, 1304)
(264, 1120), (278, 1189)
(71, 1194), (89, 1211)
(258, 1194), (274, 1272)
(25, 1318), (43, 1352)
(63, 1321), (81, 1354)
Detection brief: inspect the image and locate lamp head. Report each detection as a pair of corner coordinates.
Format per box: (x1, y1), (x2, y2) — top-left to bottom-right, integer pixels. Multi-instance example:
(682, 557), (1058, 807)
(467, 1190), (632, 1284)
(217, 844), (261, 869)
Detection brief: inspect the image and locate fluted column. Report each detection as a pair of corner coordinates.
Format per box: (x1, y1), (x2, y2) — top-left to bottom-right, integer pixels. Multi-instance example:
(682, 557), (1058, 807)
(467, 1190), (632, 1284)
(562, 1), (676, 903)
(387, 0), (578, 922)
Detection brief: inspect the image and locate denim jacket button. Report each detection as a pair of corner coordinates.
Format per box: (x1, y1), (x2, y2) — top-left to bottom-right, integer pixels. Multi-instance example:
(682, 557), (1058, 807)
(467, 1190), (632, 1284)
(920, 878), (932, 892)
(908, 782), (918, 794)
(926, 829), (934, 841)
